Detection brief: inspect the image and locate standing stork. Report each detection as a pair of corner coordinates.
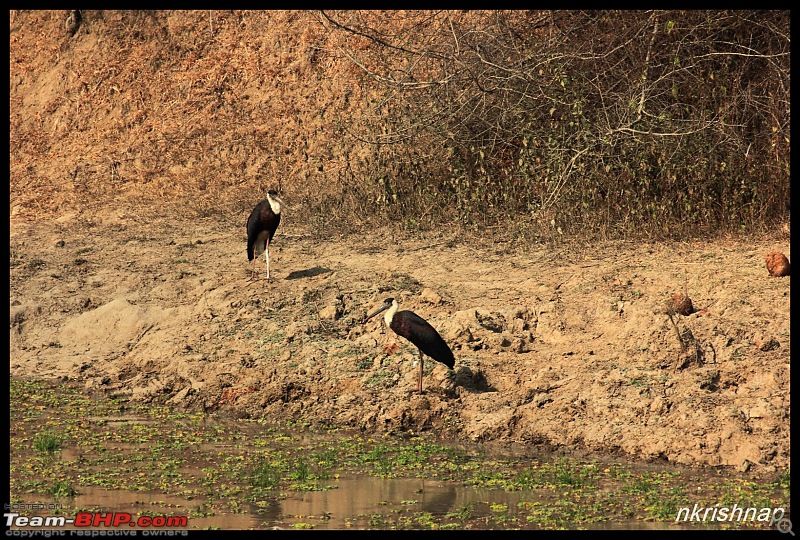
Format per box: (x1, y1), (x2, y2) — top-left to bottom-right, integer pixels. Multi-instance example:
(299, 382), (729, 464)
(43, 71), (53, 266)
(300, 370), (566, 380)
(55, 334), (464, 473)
(246, 189), (284, 280)
(365, 297), (455, 394)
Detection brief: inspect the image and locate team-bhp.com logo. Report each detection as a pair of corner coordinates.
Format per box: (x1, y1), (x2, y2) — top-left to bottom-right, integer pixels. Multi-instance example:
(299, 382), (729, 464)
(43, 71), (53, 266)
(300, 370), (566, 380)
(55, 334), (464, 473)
(5, 511), (188, 529)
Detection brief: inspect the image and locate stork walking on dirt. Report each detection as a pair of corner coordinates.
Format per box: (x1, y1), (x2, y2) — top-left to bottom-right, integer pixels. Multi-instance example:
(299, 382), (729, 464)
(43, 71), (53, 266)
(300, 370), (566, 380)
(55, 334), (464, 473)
(365, 297), (455, 394)
(246, 189), (284, 280)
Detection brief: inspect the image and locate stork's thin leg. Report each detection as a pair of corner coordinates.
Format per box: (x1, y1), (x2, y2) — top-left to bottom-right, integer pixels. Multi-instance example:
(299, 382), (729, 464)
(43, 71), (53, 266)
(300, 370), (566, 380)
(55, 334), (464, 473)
(418, 350), (424, 394)
(265, 240), (270, 280)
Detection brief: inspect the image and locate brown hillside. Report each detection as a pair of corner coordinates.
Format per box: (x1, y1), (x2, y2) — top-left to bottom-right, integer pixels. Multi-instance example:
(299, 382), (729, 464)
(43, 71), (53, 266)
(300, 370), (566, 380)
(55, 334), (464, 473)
(11, 10), (382, 222)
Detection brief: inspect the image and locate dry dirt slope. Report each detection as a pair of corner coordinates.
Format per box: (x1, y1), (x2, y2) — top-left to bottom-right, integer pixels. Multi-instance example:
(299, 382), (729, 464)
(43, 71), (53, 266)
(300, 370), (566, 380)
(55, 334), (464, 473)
(9, 210), (791, 473)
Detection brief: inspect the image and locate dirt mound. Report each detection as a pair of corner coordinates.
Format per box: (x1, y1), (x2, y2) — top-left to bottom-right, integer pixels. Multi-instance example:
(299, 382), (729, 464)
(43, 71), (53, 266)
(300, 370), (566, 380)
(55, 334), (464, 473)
(9, 214), (791, 473)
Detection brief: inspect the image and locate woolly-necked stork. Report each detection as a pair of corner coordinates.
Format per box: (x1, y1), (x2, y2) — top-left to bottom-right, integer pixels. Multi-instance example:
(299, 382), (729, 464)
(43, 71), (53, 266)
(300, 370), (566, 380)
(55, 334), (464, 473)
(246, 189), (284, 280)
(365, 297), (455, 394)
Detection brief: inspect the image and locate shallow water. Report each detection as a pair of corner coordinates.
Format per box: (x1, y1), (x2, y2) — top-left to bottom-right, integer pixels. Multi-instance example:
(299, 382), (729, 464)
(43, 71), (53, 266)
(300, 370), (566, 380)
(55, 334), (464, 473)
(13, 476), (707, 530)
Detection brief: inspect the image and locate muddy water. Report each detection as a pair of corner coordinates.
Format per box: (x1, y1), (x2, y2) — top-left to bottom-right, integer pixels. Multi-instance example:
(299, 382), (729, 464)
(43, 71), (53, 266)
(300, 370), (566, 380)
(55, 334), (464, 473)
(15, 476), (699, 530)
(260, 476), (700, 530)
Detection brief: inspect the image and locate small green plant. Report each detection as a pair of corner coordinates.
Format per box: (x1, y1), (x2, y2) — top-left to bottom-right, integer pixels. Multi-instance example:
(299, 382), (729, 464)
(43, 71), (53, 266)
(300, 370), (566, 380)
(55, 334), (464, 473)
(364, 370), (397, 389)
(514, 467), (543, 489)
(447, 503), (472, 521)
(625, 477), (655, 494)
(643, 488), (683, 520)
(778, 470), (791, 490)
(33, 431), (62, 454)
(415, 512), (436, 527)
(312, 447), (338, 467)
(550, 459), (597, 488)
(628, 377), (648, 388)
(356, 357), (373, 371)
(50, 480), (77, 499)
(250, 458), (281, 490)
(291, 459), (309, 483)
(361, 446), (393, 476)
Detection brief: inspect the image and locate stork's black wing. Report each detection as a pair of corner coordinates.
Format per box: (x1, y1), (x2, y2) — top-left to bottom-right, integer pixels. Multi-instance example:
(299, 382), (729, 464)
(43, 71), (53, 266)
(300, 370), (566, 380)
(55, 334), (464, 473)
(391, 310), (455, 368)
(246, 200), (280, 261)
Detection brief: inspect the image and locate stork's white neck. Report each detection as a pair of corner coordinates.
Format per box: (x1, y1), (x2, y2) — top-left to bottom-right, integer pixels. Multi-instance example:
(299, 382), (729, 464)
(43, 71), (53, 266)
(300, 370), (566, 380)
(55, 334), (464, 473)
(384, 300), (399, 328)
(267, 193), (282, 215)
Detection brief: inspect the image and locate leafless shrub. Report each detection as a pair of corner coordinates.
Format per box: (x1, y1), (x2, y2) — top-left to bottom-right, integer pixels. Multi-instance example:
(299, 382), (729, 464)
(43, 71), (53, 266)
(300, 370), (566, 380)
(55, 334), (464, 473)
(320, 10), (790, 240)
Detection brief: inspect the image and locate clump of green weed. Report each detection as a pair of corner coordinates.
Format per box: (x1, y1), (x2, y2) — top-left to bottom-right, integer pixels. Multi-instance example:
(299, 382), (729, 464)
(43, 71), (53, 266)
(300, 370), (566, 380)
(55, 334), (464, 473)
(546, 459), (598, 488)
(50, 479), (77, 499)
(250, 458), (281, 490)
(33, 431), (62, 455)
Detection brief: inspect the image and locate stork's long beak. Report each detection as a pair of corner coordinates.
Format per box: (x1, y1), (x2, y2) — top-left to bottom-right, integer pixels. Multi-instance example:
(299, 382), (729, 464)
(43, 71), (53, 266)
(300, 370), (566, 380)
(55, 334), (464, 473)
(274, 194), (287, 210)
(364, 303), (389, 323)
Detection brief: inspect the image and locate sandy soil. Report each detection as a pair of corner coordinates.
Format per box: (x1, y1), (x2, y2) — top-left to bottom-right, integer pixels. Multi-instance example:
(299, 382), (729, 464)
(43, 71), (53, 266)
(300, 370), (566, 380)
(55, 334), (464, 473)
(9, 210), (791, 473)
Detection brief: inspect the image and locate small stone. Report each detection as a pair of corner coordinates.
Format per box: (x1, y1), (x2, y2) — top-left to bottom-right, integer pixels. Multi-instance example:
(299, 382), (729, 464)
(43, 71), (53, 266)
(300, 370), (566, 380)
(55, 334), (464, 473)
(667, 293), (694, 316)
(319, 304), (339, 320)
(420, 288), (442, 304)
(765, 251), (790, 277)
